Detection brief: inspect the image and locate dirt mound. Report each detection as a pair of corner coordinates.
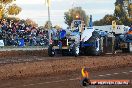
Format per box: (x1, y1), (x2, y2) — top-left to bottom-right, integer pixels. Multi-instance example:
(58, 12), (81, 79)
(0, 55), (131, 80)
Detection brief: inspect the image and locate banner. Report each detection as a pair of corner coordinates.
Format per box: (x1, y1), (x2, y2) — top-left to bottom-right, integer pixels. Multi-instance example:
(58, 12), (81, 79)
(0, 40), (4, 46)
(112, 20), (116, 30)
(18, 39), (25, 47)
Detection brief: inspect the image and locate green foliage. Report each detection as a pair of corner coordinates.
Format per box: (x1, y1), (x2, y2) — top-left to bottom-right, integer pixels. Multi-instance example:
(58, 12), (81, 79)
(114, 4), (125, 18)
(0, 0), (14, 4)
(114, 0), (132, 26)
(64, 7), (89, 27)
(128, 3), (132, 17)
(94, 0), (132, 26)
(25, 18), (38, 27)
(44, 21), (52, 30)
(7, 4), (21, 15)
(93, 14), (117, 26)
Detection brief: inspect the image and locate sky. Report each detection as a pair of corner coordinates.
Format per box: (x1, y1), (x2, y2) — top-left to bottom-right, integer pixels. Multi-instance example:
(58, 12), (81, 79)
(14, 0), (116, 28)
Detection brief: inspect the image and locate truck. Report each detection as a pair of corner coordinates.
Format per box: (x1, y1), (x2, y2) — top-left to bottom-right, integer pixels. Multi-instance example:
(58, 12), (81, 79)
(94, 25), (131, 53)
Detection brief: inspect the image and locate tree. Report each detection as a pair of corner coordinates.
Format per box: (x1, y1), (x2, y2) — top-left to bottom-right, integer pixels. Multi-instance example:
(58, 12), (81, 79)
(0, 0), (21, 19)
(128, 3), (132, 17)
(44, 21), (52, 30)
(0, 0), (14, 5)
(64, 7), (89, 27)
(7, 4), (21, 16)
(25, 18), (38, 27)
(93, 14), (117, 26)
(93, 0), (132, 26)
(114, 4), (125, 18)
(114, 0), (132, 26)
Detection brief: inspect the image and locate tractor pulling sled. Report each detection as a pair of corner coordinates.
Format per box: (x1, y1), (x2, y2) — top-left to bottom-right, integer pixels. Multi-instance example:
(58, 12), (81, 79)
(48, 15), (132, 57)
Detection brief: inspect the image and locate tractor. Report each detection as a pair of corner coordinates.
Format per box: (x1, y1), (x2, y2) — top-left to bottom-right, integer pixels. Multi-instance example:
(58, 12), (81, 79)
(48, 25), (80, 57)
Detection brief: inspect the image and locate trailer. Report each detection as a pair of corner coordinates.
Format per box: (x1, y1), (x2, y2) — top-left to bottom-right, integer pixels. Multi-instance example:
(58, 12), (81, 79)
(94, 25), (132, 53)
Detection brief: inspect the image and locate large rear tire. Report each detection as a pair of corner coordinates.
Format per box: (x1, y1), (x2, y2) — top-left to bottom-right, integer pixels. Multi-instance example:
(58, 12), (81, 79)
(48, 44), (55, 57)
(85, 31), (102, 56)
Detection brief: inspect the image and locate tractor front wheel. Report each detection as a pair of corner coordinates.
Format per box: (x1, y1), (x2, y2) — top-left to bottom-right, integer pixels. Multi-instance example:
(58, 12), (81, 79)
(72, 44), (79, 57)
(48, 44), (55, 57)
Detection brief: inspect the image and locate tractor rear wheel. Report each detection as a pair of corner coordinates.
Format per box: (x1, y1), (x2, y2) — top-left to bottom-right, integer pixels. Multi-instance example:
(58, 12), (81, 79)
(85, 31), (102, 56)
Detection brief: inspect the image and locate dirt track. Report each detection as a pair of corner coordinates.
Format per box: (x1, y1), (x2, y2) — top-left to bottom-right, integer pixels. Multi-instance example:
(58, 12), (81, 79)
(0, 50), (131, 80)
(0, 49), (48, 58)
(0, 67), (131, 88)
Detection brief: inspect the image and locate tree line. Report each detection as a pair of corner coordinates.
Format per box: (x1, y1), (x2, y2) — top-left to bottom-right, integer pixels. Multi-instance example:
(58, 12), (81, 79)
(0, 0), (21, 19)
(94, 0), (132, 26)
(64, 0), (132, 27)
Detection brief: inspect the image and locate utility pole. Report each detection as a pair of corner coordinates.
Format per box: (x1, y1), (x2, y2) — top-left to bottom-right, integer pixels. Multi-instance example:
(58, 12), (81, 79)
(47, 0), (50, 22)
(45, 0), (51, 21)
(45, 0), (51, 29)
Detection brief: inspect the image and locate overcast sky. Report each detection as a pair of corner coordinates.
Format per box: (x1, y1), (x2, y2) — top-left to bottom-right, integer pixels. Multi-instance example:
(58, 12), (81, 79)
(14, 0), (115, 28)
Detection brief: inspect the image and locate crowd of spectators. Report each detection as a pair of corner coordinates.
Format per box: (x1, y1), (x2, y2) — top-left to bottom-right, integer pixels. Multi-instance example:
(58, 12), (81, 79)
(0, 18), (49, 47)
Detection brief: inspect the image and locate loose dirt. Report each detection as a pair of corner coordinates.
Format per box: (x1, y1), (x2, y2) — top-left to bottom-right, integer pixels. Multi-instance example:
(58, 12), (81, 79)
(0, 50), (131, 80)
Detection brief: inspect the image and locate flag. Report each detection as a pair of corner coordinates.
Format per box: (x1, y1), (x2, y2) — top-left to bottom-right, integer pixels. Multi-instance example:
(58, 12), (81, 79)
(112, 20), (116, 30)
(45, 0), (51, 7)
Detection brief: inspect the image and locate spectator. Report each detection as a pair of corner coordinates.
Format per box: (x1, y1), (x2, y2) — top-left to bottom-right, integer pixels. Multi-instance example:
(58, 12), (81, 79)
(0, 18), (49, 46)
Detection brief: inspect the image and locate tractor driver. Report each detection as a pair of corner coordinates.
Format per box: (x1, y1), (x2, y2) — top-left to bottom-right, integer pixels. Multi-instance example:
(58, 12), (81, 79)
(127, 25), (132, 34)
(126, 25), (132, 40)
